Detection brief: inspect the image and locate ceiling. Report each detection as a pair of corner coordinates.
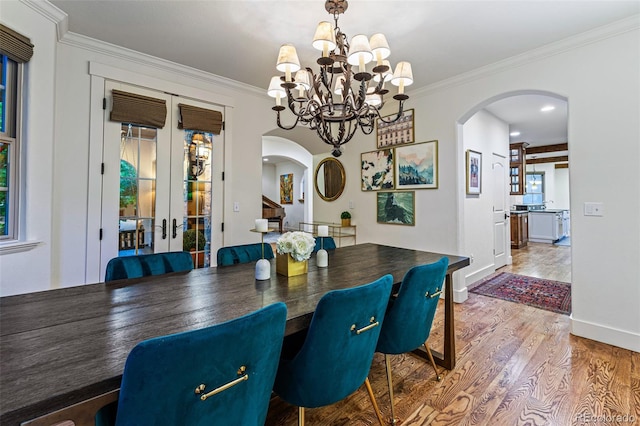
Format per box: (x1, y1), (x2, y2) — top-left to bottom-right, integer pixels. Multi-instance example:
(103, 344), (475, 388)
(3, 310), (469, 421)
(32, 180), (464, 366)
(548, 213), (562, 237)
(50, 1), (638, 152)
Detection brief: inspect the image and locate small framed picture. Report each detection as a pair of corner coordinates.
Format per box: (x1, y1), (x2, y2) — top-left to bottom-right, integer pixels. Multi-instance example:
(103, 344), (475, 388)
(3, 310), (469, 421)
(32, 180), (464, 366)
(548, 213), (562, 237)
(361, 149), (394, 191)
(394, 140), (438, 190)
(376, 109), (414, 148)
(376, 191), (415, 226)
(466, 150), (482, 195)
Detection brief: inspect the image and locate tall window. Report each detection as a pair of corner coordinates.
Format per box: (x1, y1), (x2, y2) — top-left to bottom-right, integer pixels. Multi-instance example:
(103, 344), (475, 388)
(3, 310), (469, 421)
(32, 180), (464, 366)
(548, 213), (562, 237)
(0, 55), (21, 240)
(523, 172), (545, 205)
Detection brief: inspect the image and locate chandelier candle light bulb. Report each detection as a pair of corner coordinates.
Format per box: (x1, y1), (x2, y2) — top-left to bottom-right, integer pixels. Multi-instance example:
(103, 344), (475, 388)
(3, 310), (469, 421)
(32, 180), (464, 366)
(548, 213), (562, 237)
(268, 76), (286, 107)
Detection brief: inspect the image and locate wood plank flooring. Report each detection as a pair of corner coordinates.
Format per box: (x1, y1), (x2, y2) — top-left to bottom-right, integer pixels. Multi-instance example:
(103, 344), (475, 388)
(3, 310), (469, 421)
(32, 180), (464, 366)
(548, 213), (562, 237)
(265, 243), (640, 425)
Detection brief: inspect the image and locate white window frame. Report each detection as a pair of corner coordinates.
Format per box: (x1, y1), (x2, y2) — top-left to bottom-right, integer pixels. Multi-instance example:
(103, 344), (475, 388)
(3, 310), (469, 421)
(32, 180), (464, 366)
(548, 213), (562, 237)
(0, 55), (23, 242)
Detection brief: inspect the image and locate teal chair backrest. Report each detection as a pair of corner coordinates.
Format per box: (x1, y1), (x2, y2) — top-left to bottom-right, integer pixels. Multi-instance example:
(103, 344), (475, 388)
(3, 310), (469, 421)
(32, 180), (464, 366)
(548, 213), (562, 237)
(216, 243), (274, 266)
(313, 236), (337, 252)
(104, 251), (194, 281)
(273, 274), (393, 408)
(376, 257), (449, 355)
(114, 302), (288, 426)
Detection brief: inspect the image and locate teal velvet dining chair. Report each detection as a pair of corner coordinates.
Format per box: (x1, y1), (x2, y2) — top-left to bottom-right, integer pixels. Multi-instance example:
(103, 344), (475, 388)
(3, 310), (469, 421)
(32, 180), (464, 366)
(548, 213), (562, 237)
(113, 302), (288, 426)
(375, 257), (449, 423)
(104, 251), (194, 282)
(312, 236), (337, 252)
(273, 274), (393, 426)
(216, 243), (274, 266)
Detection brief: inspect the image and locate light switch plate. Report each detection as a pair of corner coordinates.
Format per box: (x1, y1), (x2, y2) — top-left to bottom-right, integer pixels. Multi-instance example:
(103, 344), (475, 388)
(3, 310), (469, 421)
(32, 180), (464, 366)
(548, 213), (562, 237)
(584, 202), (604, 216)
(233, 201), (240, 212)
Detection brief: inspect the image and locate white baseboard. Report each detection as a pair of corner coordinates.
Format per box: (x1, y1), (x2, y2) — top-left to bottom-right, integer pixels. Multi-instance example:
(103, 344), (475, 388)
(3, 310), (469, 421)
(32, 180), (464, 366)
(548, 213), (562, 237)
(453, 264), (496, 304)
(571, 315), (640, 353)
(453, 286), (468, 303)
(465, 264), (496, 288)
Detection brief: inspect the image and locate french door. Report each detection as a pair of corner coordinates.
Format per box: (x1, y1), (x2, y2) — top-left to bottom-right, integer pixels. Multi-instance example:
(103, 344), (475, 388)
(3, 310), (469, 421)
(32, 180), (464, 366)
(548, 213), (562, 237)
(100, 82), (223, 279)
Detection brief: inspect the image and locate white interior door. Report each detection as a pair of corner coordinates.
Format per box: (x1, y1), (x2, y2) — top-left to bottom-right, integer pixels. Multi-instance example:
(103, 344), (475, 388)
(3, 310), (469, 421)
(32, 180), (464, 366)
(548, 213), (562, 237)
(492, 153), (508, 269)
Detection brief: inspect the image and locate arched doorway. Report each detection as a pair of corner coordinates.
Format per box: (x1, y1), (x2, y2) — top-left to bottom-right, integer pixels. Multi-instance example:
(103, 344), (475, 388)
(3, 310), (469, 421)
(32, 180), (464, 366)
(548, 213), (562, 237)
(261, 136), (314, 234)
(458, 90), (571, 295)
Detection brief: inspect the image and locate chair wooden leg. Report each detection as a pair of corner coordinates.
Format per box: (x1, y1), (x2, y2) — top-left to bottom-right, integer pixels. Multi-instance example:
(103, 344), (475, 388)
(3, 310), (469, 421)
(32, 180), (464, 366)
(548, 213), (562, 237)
(364, 377), (385, 426)
(423, 342), (442, 381)
(384, 354), (398, 424)
(298, 406), (304, 426)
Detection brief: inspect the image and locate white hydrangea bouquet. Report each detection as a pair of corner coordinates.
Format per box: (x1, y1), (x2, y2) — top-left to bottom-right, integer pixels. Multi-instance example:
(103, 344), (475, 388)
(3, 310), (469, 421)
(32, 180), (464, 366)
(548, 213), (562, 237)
(276, 231), (316, 262)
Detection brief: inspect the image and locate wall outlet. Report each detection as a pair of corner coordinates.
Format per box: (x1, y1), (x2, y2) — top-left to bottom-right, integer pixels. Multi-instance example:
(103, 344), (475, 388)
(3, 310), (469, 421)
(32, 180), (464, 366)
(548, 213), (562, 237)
(233, 201), (240, 212)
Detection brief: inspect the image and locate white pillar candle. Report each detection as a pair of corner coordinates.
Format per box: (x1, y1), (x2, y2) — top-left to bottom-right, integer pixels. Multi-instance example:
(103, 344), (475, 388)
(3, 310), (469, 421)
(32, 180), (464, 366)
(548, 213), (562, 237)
(255, 219), (268, 232)
(318, 225), (329, 237)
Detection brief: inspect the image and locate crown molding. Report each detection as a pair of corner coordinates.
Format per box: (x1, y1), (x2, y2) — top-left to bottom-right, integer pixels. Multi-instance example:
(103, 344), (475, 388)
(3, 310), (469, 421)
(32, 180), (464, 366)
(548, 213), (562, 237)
(20, 0), (67, 39)
(59, 32), (265, 97)
(24, 0), (264, 97)
(412, 14), (640, 97)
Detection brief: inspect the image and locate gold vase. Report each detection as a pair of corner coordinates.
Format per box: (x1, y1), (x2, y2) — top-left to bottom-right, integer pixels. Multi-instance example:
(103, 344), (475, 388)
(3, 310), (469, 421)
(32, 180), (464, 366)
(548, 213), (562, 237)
(276, 253), (308, 277)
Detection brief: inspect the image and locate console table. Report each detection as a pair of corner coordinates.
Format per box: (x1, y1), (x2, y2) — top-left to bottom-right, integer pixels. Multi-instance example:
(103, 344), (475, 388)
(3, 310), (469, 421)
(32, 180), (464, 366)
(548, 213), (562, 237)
(298, 221), (356, 247)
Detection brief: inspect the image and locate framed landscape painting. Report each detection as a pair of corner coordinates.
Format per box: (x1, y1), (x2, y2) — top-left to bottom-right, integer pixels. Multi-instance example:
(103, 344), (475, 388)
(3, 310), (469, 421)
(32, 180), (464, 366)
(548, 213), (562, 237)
(361, 149), (394, 191)
(376, 191), (415, 225)
(466, 149), (482, 194)
(376, 108), (415, 148)
(394, 140), (438, 189)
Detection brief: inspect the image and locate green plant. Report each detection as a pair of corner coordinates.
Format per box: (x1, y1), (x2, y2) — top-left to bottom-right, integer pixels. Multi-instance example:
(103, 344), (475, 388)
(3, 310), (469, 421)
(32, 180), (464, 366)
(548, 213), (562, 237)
(341, 211), (351, 219)
(119, 160), (138, 209)
(183, 229), (206, 251)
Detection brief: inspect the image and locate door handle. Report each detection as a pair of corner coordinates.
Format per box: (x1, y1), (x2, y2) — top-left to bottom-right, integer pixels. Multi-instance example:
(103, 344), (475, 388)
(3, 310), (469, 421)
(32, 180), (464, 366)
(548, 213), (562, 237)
(162, 219), (167, 240)
(505, 213), (509, 219)
(172, 218), (178, 239)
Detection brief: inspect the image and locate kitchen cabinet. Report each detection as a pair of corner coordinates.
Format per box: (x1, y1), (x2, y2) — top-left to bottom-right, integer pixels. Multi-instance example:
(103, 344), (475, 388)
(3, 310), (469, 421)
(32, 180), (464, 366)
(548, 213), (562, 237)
(528, 210), (569, 243)
(509, 142), (528, 195)
(510, 212), (528, 249)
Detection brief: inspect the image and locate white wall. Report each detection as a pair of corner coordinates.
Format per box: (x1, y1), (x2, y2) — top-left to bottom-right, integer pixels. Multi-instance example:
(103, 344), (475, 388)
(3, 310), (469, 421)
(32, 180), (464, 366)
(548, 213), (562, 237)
(0, 1), (58, 294)
(262, 163), (277, 201)
(554, 168), (570, 211)
(461, 110), (510, 291)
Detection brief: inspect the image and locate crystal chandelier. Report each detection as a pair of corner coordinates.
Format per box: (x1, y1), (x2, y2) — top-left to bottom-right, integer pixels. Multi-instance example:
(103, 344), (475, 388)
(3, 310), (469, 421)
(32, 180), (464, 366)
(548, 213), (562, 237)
(268, 0), (413, 157)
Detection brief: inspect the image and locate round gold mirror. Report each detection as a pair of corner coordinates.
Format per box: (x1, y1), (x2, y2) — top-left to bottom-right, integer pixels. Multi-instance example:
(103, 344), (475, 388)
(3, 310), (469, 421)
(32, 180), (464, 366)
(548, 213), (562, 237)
(315, 157), (345, 202)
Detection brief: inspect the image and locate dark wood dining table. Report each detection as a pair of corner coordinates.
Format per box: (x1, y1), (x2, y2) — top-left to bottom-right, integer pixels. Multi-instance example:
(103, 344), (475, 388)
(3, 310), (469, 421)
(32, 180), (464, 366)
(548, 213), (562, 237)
(0, 243), (469, 425)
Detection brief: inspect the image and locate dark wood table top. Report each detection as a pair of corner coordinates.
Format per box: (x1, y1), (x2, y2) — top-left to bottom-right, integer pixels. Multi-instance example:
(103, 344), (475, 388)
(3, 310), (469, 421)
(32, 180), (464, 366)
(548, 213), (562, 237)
(0, 243), (469, 424)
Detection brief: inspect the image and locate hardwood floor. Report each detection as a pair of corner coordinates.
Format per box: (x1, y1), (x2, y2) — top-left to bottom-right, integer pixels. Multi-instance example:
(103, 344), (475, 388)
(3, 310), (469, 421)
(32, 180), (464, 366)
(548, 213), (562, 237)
(500, 242), (572, 283)
(265, 243), (640, 425)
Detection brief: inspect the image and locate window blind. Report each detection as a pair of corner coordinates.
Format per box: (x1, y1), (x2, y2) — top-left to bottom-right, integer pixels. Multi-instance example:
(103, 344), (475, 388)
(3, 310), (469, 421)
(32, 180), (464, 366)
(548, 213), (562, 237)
(178, 104), (223, 134)
(110, 90), (167, 128)
(0, 24), (34, 63)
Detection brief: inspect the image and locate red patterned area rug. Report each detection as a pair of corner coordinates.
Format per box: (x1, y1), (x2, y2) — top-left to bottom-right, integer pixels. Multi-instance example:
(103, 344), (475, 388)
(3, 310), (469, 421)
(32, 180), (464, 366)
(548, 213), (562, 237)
(469, 272), (571, 315)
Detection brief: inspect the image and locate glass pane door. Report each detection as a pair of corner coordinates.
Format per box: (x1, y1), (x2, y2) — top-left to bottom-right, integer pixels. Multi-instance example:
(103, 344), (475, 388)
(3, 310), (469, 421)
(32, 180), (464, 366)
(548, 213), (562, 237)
(170, 98), (224, 269)
(101, 82), (172, 277)
(183, 131), (213, 268)
(118, 123), (156, 256)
